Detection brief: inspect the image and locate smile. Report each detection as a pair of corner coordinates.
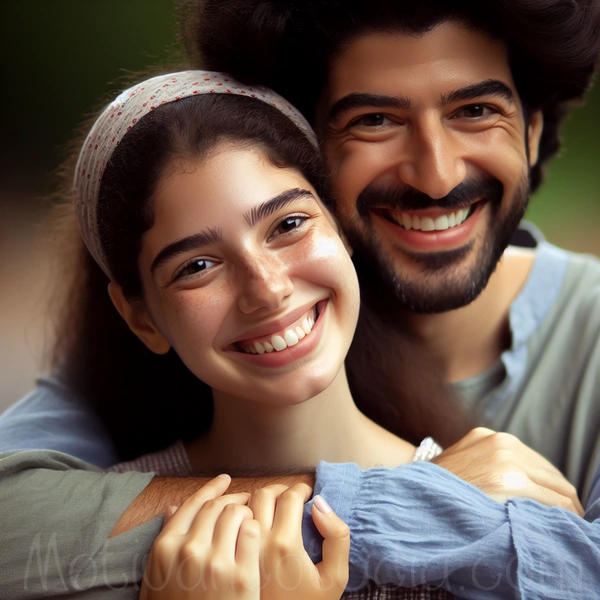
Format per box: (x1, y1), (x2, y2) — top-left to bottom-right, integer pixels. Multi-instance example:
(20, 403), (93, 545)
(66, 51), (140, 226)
(378, 204), (478, 232)
(236, 305), (320, 354)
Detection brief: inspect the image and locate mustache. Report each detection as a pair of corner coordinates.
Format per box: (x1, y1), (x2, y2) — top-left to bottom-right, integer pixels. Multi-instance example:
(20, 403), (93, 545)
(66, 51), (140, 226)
(356, 176), (504, 216)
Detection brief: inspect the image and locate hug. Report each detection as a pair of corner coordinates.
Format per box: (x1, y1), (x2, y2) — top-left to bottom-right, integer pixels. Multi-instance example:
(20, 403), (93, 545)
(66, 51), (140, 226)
(1, 1), (600, 599)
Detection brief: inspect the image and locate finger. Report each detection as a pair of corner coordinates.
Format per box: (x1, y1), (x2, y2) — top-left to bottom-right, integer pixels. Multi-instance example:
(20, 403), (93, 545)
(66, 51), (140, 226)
(271, 483), (313, 541)
(473, 432), (584, 514)
(161, 505), (179, 529)
(162, 474), (232, 535)
(212, 504), (254, 558)
(522, 467), (584, 516)
(248, 484), (289, 531)
(187, 493), (253, 547)
(490, 473), (583, 516)
(235, 519), (261, 593)
(312, 496), (350, 588)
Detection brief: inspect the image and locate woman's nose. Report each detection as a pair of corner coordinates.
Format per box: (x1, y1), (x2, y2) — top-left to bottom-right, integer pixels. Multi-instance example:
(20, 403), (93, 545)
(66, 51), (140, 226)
(236, 254), (294, 314)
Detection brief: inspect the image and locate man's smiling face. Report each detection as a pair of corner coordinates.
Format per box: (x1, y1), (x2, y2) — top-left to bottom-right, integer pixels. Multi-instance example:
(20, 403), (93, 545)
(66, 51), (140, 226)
(317, 21), (543, 313)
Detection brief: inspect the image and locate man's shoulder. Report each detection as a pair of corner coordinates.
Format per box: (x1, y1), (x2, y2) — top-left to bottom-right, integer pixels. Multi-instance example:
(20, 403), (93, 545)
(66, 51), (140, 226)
(514, 235), (600, 321)
(542, 243), (600, 311)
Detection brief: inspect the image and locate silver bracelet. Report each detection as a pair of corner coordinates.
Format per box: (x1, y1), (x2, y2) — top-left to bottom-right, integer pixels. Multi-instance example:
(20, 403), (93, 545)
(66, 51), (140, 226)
(413, 436), (443, 462)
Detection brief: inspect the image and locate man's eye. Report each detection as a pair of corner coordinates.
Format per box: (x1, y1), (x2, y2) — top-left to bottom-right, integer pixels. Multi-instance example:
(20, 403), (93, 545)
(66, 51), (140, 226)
(272, 216), (307, 237)
(178, 258), (217, 278)
(455, 105), (496, 118)
(351, 113), (389, 127)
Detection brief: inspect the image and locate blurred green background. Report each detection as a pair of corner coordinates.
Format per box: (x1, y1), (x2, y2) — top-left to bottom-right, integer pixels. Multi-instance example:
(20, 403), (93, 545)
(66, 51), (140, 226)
(0, 0), (598, 409)
(1, 0), (598, 250)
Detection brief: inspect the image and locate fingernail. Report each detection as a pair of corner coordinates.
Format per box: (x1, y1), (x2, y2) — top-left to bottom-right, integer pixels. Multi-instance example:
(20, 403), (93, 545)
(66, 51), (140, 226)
(313, 495), (332, 514)
(217, 473), (230, 480)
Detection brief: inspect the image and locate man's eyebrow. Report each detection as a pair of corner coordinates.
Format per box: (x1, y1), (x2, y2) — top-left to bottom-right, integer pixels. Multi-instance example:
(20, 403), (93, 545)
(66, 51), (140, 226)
(150, 227), (223, 276)
(327, 93), (411, 124)
(441, 80), (515, 106)
(244, 188), (315, 227)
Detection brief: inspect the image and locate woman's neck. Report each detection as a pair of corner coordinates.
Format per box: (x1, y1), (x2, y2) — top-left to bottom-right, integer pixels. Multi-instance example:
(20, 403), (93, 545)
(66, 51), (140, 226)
(185, 365), (415, 471)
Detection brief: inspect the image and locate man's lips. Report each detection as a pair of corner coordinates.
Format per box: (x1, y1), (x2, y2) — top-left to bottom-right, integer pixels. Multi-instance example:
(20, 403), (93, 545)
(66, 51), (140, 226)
(370, 200), (486, 252)
(372, 199), (483, 233)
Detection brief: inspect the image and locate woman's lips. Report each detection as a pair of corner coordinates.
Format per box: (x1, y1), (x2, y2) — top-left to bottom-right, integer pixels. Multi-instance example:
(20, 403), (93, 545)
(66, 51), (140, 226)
(237, 305), (318, 354)
(229, 300), (328, 368)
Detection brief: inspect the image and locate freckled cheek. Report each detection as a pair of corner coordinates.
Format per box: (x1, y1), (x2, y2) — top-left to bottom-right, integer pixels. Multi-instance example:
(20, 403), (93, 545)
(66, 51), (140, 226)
(160, 292), (231, 351)
(296, 234), (358, 299)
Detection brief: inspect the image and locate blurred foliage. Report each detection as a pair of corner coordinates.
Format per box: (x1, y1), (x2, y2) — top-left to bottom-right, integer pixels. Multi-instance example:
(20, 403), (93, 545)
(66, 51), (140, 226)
(0, 0), (182, 199)
(527, 83), (600, 253)
(0, 0), (598, 252)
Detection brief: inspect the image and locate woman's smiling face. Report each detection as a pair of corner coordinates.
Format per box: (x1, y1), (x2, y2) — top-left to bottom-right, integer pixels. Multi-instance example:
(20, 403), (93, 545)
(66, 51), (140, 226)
(129, 144), (360, 406)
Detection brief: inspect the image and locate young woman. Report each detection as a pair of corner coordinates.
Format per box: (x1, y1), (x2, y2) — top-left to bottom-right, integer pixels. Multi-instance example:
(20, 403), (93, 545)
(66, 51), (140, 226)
(63, 69), (465, 599)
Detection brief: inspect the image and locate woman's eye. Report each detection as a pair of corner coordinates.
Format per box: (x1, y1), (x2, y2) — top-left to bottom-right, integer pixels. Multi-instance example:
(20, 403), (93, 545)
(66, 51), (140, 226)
(454, 104), (498, 119)
(271, 216), (307, 238)
(178, 258), (217, 279)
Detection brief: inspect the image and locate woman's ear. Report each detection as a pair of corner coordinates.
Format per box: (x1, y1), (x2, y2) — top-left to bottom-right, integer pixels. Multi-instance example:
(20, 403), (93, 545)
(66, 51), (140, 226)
(108, 282), (171, 355)
(527, 110), (544, 167)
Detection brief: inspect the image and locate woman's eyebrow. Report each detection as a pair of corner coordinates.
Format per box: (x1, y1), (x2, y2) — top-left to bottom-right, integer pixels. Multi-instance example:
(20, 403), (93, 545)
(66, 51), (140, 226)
(150, 227), (222, 276)
(244, 188), (315, 227)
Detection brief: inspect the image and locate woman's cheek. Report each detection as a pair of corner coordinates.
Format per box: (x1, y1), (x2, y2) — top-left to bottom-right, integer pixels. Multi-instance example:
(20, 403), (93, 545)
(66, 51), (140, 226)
(302, 232), (359, 308)
(162, 291), (226, 350)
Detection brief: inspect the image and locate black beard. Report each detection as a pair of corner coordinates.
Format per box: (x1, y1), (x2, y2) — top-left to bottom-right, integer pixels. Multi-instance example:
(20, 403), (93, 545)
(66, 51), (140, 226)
(337, 175), (529, 314)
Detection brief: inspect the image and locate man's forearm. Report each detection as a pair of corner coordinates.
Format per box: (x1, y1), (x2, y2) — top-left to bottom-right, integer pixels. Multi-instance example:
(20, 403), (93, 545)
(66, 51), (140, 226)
(110, 472), (316, 537)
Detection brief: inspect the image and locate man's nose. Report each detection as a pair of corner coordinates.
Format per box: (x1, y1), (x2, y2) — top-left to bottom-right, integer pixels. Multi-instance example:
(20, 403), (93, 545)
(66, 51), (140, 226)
(236, 253), (294, 314)
(397, 117), (467, 200)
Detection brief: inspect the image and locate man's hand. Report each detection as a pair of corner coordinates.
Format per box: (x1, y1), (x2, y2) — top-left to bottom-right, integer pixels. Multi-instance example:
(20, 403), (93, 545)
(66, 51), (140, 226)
(433, 427), (584, 515)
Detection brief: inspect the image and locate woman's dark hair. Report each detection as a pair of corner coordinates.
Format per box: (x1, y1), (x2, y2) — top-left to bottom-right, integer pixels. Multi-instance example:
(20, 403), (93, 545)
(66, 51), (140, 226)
(52, 92), (471, 460)
(183, 0), (600, 192)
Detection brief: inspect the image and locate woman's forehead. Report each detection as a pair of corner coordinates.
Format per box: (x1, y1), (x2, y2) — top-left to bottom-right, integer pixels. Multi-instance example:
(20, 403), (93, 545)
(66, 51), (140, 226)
(144, 148), (318, 259)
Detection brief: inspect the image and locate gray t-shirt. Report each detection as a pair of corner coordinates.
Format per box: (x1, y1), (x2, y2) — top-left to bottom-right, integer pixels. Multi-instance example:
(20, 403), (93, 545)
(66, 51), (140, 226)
(453, 241), (600, 501)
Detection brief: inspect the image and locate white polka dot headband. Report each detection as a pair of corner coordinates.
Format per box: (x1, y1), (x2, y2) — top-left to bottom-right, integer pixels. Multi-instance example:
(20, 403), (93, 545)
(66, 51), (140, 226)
(74, 70), (318, 279)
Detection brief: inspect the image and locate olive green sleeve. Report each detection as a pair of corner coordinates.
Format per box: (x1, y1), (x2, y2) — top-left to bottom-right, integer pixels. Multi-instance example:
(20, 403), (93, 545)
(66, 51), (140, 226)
(0, 450), (160, 599)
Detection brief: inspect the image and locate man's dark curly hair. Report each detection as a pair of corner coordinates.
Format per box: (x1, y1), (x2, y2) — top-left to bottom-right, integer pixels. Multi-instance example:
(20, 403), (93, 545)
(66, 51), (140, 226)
(180, 0), (600, 192)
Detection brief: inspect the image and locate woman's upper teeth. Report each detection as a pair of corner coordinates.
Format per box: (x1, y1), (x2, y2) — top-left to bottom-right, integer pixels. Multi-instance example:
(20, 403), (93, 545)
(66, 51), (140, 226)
(399, 208), (470, 231)
(243, 312), (316, 354)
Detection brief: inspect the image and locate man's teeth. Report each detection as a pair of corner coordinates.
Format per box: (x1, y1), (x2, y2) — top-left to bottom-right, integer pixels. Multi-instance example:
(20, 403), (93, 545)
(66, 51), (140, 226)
(244, 315), (316, 354)
(399, 208), (470, 232)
